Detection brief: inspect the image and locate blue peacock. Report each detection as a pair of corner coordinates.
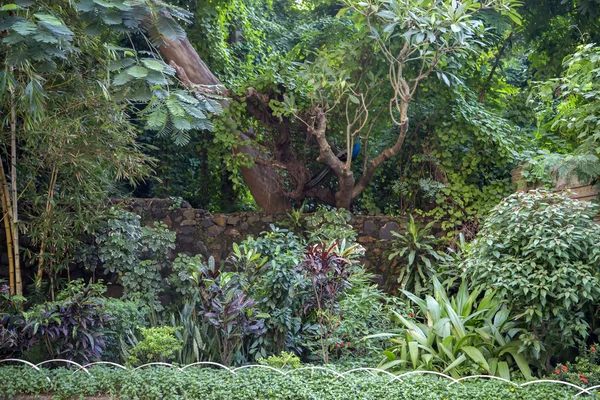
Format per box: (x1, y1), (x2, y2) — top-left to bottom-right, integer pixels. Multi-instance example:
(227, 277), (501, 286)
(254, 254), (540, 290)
(304, 141), (361, 190)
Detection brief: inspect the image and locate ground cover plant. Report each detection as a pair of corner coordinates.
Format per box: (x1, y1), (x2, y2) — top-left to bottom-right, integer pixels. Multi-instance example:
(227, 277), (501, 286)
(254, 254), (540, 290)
(0, 365), (595, 400)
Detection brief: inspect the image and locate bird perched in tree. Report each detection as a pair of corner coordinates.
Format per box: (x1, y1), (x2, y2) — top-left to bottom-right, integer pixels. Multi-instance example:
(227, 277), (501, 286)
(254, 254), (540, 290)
(304, 141), (361, 190)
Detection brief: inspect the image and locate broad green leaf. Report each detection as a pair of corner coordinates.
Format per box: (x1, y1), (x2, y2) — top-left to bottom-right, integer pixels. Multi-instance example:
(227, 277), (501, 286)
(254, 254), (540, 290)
(443, 354), (466, 373)
(408, 341), (419, 368)
(462, 346), (491, 373)
(142, 58), (168, 72)
(126, 66), (148, 79)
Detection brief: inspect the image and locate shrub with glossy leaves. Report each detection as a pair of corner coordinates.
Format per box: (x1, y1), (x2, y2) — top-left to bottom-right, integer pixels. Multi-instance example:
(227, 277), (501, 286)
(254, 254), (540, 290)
(462, 190), (600, 372)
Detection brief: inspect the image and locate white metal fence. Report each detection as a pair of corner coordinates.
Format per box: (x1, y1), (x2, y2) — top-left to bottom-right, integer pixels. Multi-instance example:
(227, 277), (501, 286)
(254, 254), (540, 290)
(1, 358), (598, 397)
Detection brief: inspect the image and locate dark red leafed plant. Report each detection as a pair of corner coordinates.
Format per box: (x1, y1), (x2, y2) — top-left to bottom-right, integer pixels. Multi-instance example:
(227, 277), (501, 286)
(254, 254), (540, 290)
(297, 242), (353, 363)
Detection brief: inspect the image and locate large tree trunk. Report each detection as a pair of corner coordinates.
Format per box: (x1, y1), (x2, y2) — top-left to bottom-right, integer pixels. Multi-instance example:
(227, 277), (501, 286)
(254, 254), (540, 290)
(151, 22), (290, 213)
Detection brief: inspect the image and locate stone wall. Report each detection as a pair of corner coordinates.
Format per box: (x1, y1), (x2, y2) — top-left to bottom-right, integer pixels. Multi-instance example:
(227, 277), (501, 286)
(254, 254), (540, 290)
(121, 199), (411, 292)
(0, 198), (417, 293)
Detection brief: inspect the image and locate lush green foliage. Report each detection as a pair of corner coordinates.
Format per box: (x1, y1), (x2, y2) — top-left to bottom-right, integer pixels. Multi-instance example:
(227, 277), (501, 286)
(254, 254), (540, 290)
(552, 344), (600, 387)
(102, 298), (150, 363)
(79, 209), (176, 310)
(124, 326), (183, 366)
(239, 227), (306, 357)
(194, 256), (267, 366)
(463, 190), (600, 371)
(304, 207), (357, 244)
(0, 365), (591, 400)
(387, 216), (451, 294)
(258, 351), (302, 369)
(296, 242), (357, 364)
(374, 277), (530, 379)
(336, 271), (404, 358)
(526, 44), (600, 184)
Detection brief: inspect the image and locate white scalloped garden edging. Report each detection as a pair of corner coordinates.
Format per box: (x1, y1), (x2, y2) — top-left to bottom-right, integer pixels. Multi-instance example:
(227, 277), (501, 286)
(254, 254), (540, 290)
(0, 358), (597, 397)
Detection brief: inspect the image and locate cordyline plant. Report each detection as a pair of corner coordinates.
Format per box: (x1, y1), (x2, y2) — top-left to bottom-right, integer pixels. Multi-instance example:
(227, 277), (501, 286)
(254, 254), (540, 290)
(297, 241), (356, 363)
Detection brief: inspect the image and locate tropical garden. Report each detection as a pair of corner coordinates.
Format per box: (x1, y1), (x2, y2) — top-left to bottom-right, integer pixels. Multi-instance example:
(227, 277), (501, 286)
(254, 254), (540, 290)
(1, 0), (600, 398)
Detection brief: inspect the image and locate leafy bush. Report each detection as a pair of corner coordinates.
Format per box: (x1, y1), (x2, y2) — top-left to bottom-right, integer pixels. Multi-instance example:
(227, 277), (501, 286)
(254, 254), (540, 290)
(102, 298), (149, 362)
(373, 277), (531, 380)
(386, 215), (451, 295)
(79, 209), (176, 310)
(168, 253), (206, 301)
(20, 280), (112, 363)
(195, 257), (266, 366)
(552, 344), (600, 387)
(124, 326), (183, 366)
(239, 226), (307, 357)
(258, 351), (301, 369)
(462, 190), (600, 372)
(304, 206), (357, 244)
(0, 282), (29, 359)
(170, 299), (218, 365)
(296, 242), (356, 364)
(334, 270), (406, 359)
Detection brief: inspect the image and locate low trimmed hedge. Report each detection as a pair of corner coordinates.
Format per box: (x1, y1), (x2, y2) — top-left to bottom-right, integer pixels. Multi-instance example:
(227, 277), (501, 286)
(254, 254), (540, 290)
(0, 366), (597, 400)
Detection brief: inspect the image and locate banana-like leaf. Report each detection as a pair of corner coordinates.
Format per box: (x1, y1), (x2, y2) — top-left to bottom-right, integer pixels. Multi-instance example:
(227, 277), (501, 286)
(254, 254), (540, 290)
(380, 359), (405, 370)
(438, 340), (455, 361)
(499, 344), (532, 379)
(426, 295), (441, 322)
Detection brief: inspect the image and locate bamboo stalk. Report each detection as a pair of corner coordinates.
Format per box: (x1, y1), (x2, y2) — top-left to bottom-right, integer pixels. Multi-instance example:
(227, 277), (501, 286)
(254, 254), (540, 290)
(0, 159), (15, 295)
(10, 82), (22, 296)
(37, 165), (58, 285)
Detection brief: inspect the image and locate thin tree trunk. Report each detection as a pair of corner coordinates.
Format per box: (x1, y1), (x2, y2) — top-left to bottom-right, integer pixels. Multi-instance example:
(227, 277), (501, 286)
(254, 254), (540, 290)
(9, 87), (21, 296)
(148, 16), (289, 212)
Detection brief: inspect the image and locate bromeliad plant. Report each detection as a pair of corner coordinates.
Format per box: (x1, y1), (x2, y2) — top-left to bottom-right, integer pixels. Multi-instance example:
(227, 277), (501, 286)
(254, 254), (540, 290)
(387, 215), (451, 295)
(372, 277), (531, 380)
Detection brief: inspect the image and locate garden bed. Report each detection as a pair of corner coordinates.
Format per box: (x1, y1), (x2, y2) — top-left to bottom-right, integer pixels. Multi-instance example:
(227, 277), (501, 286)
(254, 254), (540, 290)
(0, 366), (597, 400)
